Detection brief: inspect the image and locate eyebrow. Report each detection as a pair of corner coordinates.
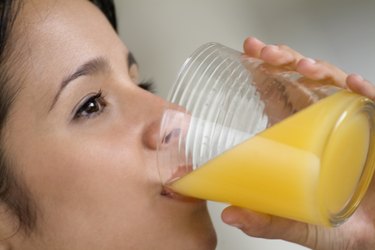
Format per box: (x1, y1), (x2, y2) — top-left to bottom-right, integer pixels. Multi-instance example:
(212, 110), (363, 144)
(49, 52), (137, 111)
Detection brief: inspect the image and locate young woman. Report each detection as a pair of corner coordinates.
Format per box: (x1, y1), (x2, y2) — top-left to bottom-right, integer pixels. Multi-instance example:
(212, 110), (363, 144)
(0, 0), (374, 249)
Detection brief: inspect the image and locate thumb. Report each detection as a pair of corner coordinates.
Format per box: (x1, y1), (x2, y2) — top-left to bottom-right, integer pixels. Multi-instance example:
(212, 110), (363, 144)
(221, 206), (317, 248)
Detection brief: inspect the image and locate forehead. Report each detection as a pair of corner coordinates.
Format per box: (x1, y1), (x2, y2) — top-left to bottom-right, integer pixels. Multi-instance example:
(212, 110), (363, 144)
(16, 0), (120, 69)
(14, 0), (121, 67)
(9, 0), (126, 106)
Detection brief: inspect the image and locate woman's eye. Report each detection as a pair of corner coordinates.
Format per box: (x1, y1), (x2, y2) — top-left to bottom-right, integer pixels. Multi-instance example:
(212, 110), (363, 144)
(74, 90), (107, 120)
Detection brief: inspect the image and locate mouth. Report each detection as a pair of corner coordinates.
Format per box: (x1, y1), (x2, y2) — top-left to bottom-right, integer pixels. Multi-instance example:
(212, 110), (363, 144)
(160, 186), (204, 203)
(159, 164), (203, 203)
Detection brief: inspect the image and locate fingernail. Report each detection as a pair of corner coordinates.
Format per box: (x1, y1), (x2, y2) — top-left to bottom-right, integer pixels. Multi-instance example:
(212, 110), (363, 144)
(352, 73), (364, 81)
(266, 44), (279, 51)
(304, 57), (316, 64)
(249, 37), (265, 46)
(224, 221), (243, 229)
(222, 214), (243, 228)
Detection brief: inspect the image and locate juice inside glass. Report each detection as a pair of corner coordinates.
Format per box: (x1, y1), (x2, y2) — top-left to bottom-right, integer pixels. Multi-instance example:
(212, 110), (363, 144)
(158, 43), (375, 226)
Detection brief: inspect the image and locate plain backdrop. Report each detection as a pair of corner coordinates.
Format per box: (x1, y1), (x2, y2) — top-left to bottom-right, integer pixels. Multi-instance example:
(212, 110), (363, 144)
(114, 1), (375, 249)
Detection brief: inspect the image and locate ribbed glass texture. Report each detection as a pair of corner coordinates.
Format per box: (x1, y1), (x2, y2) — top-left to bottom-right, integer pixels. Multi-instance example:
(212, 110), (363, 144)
(167, 43), (267, 169)
(160, 43), (338, 173)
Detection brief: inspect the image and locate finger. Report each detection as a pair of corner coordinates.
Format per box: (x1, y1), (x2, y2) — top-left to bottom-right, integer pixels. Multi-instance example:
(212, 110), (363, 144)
(221, 206), (314, 248)
(260, 44), (305, 68)
(243, 36), (266, 58)
(346, 74), (375, 100)
(296, 58), (347, 88)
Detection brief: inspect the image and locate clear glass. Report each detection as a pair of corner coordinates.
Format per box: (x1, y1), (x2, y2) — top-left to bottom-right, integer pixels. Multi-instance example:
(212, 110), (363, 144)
(157, 42), (375, 226)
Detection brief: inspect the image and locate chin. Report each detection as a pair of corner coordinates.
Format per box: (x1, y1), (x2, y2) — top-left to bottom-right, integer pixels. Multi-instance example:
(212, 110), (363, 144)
(186, 205), (217, 250)
(157, 187), (217, 249)
(195, 227), (217, 250)
(163, 203), (217, 249)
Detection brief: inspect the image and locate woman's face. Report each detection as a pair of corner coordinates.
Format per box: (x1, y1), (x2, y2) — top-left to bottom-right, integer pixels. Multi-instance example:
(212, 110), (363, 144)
(2, 0), (215, 249)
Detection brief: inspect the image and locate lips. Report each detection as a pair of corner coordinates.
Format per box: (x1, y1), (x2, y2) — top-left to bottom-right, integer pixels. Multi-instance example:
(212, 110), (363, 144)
(159, 164), (203, 203)
(161, 185), (203, 203)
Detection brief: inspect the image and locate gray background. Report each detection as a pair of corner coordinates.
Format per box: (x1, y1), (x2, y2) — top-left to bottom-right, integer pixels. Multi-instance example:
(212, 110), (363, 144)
(115, 1), (375, 249)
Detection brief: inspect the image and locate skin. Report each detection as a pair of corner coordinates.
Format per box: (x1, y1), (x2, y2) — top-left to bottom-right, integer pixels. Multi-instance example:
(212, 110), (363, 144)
(0, 0), (216, 249)
(1, 1), (373, 249)
(222, 37), (375, 250)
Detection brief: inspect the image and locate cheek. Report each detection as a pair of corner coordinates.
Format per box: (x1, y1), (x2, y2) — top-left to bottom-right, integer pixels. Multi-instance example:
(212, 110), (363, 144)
(29, 135), (148, 200)
(17, 126), (159, 231)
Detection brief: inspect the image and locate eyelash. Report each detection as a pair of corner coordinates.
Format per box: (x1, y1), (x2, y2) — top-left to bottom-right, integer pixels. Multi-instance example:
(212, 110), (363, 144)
(138, 80), (154, 93)
(73, 90), (107, 120)
(72, 81), (154, 121)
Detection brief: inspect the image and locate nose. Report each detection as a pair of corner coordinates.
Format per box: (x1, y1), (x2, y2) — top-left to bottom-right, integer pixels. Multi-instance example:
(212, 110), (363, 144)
(156, 108), (194, 183)
(130, 88), (193, 183)
(130, 88), (184, 151)
(142, 116), (161, 150)
(133, 90), (165, 150)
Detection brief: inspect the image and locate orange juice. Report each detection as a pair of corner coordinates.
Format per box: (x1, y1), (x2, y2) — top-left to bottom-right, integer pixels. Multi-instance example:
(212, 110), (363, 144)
(169, 90), (375, 225)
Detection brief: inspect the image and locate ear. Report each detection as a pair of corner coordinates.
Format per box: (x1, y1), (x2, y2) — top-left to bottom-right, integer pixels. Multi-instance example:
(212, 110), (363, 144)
(0, 204), (18, 249)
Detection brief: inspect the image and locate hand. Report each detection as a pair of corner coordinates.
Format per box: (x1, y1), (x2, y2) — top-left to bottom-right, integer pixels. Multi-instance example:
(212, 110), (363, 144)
(221, 37), (375, 250)
(241, 37), (375, 101)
